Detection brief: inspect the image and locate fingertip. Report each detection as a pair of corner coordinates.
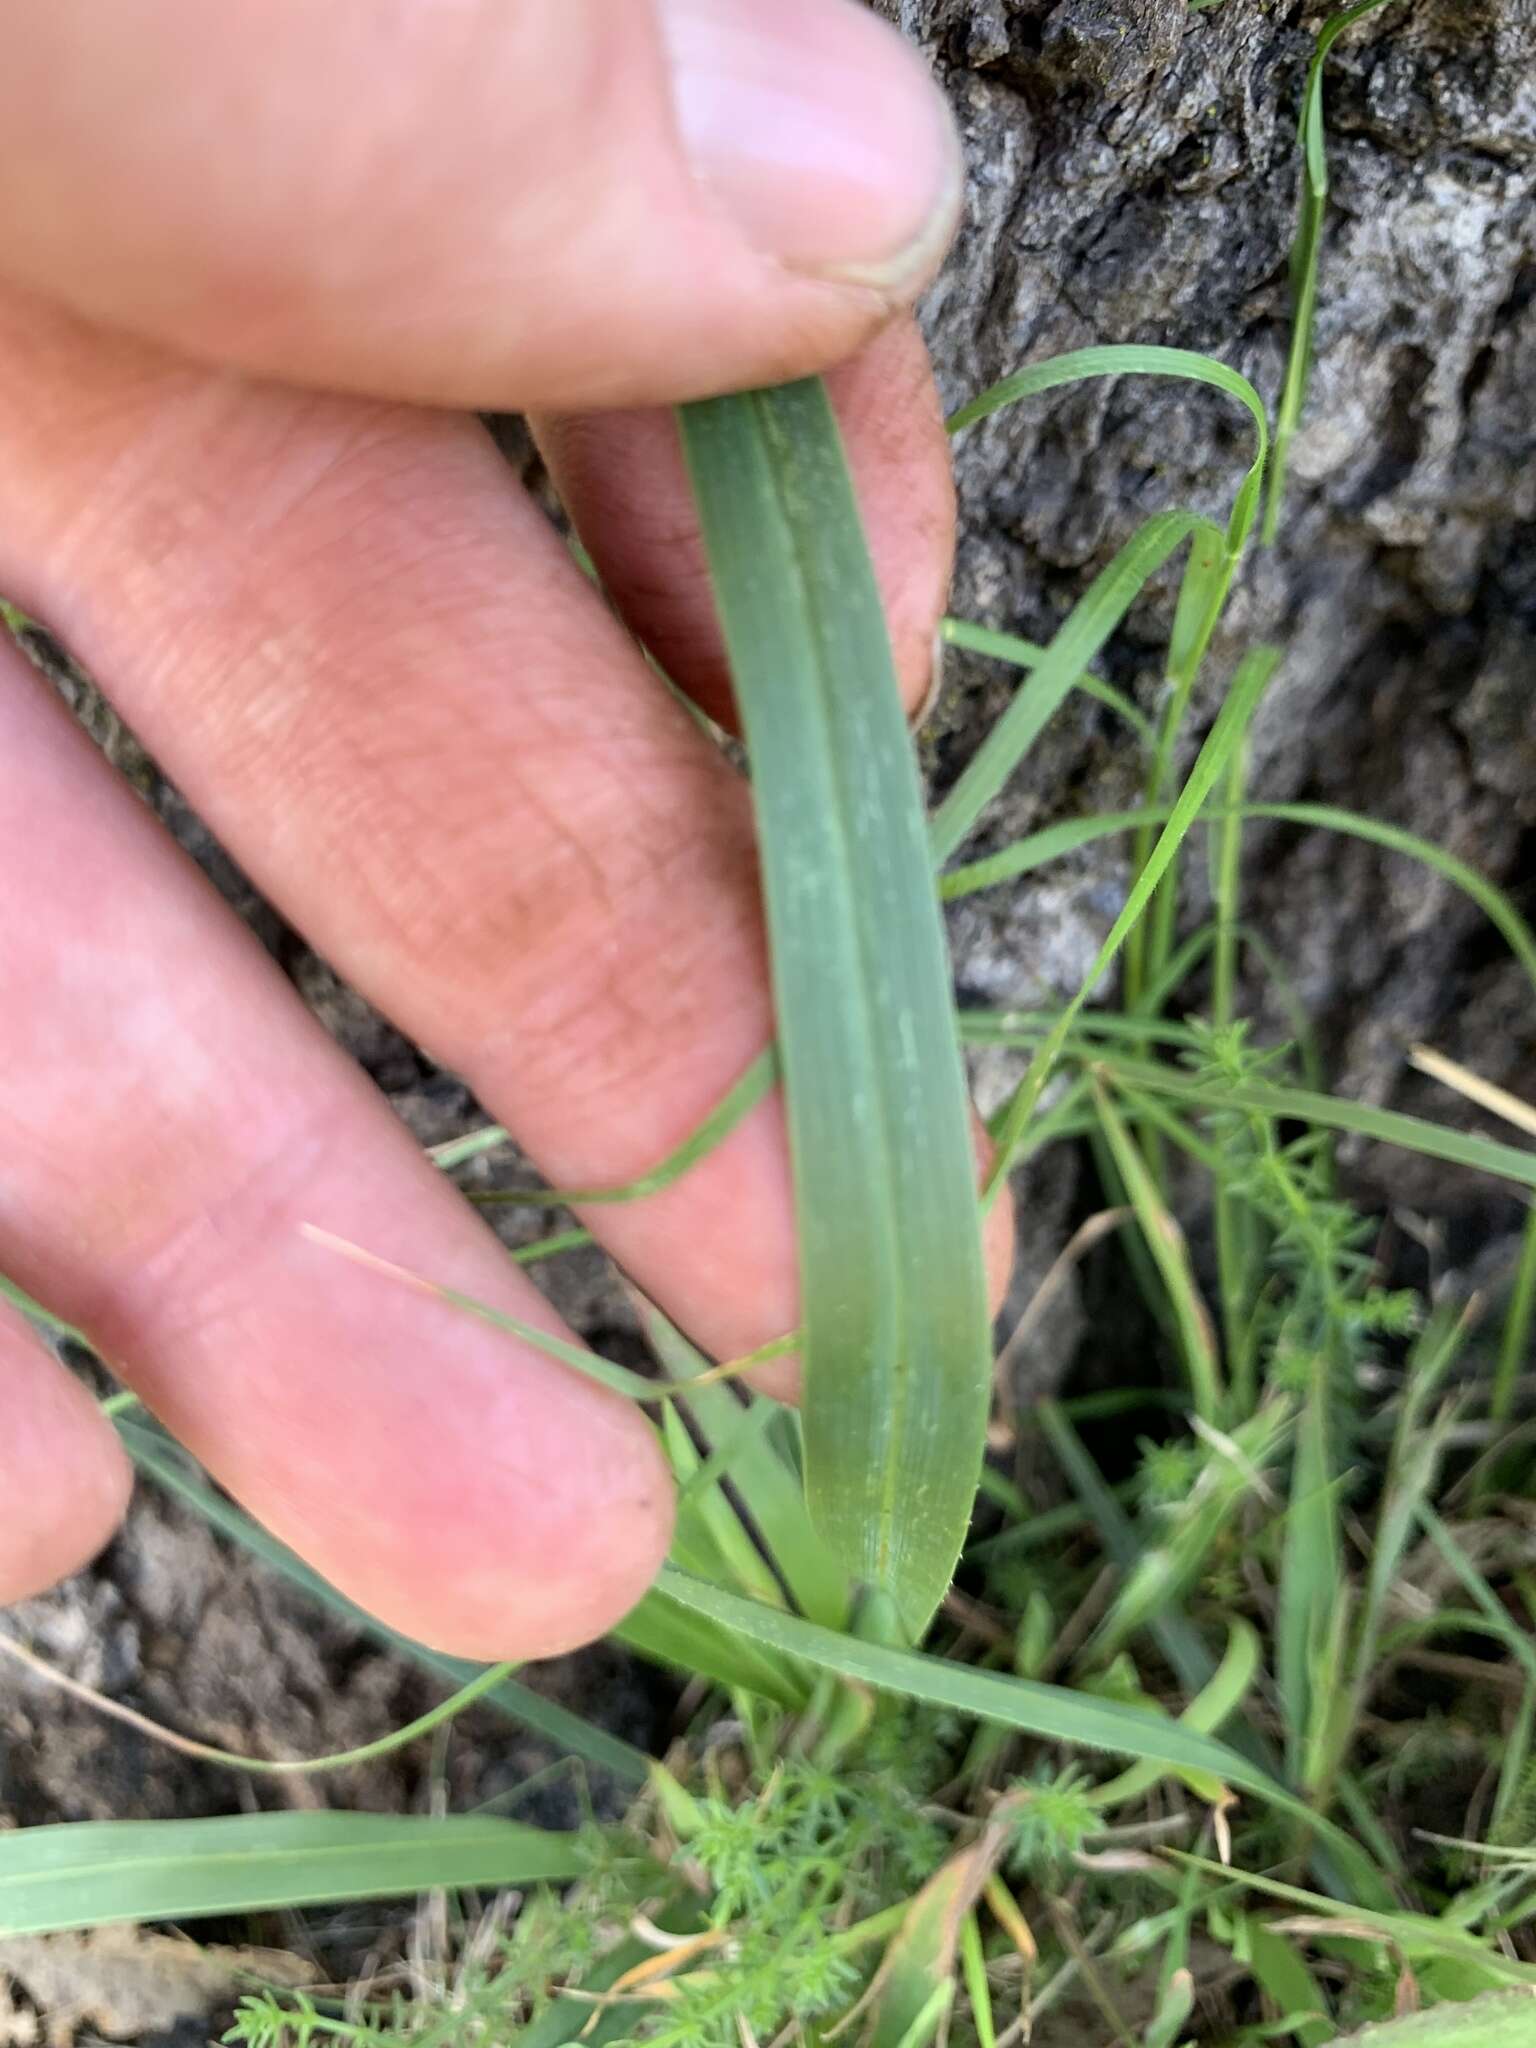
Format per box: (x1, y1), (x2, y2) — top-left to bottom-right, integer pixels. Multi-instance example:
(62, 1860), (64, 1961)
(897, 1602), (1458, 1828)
(0, 1332), (132, 1605)
(340, 1389), (677, 1666)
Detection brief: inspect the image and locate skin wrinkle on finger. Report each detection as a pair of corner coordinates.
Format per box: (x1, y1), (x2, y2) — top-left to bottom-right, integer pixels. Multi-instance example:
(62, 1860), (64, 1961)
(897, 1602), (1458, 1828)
(0, 313), (784, 1158)
(11, 354), (771, 1123)
(0, 292), (1011, 1405)
(0, 653), (673, 1659)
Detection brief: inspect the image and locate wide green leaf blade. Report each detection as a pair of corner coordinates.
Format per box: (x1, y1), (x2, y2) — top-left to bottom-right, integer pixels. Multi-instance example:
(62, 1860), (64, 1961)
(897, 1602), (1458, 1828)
(679, 380), (990, 1638)
(0, 1811), (585, 1935)
(1323, 1995), (1536, 2046)
(659, 1569), (1264, 1801)
(615, 1579), (811, 1708)
(654, 1567), (1389, 1895)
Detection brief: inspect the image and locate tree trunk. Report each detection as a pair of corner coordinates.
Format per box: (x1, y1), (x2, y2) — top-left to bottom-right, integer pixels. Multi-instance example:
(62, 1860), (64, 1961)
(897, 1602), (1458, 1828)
(884, 0), (1534, 1220)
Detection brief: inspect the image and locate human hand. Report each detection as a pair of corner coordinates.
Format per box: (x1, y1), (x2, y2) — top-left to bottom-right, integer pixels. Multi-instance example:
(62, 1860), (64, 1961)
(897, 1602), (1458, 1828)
(0, 0), (1012, 1659)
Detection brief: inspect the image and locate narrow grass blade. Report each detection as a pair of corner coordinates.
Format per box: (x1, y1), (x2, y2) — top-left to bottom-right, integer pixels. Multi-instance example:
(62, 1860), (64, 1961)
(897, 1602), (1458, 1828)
(1493, 1201), (1536, 1432)
(1317, 1321), (1463, 1800)
(643, 1304), (851, 1629)
(940, 616), (1155, 747)
(1091, 1618), (1262, 1811)
(1168, 1854), (1536, 1989)
(1413, 1508), (1536, 1690)
(943, 802), (1536, 1009)
(1091, 1078), (1222, 1421)
(1211, 734), (1258, 1386)
(985, 646), (1281, 1192)
(0, 1270), (91, 1349)
(0, 1812), (586, 1936)
(948, 345), (1268, 555)
(0, 1626), (513, 1779)
(1243, 804), (1536, 994)
(930, 510), (1220, 864)
(961, 1912), (998, 2048)
(654, 1566), (1362, 1852)
(435, 1050), (776, 1204)
(680, 380), (990, 1637)
(1086, 1057), (1536, 1196)
(661, 1405), (787, 1610)
(1278, 1352), (1343, 1789)
(940, 809), (1162, 899)
(615, 1580), (811, 1708)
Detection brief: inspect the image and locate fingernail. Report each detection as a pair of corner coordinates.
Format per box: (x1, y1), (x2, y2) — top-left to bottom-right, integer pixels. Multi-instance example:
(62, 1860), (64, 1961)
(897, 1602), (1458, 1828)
(658, 0), (962, 297)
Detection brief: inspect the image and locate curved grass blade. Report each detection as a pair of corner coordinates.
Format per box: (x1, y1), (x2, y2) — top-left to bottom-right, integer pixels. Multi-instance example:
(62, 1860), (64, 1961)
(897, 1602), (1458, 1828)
(947, 345), (1268, 556)
(431, 1047), (776, 1199)
(942, 800), (1536, 1001)
(653, 1567), (1375, 1875)
(1085, 1053), (1536, 1194)
(679, 380), (990, 1639)
(1090, 1618), (1262, 1811)
(1241, 804), (1536, 994)
(1166, 1854), (1536, 1990)
(656, 1566), (1259, 1785)
(0, 1811), (586, 1936)
(940, 617), (1155, 747)
(0, 1625), (514, 1779)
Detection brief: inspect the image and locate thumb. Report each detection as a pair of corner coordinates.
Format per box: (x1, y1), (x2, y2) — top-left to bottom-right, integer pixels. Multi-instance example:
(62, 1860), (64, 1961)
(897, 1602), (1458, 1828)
(0, 0), (961, 410)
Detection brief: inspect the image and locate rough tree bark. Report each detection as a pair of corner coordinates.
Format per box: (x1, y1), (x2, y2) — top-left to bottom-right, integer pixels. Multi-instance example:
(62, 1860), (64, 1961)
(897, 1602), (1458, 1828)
(891, 0), (1534, 1229)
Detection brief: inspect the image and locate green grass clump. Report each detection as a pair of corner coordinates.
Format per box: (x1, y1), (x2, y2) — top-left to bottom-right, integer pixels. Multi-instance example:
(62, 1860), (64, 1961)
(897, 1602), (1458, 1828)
(5, 5), (1536, 2044)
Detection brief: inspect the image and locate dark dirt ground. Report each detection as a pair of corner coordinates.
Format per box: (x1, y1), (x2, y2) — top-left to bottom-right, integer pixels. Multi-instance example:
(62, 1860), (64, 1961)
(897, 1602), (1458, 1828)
(2, 1), (1533, 2038)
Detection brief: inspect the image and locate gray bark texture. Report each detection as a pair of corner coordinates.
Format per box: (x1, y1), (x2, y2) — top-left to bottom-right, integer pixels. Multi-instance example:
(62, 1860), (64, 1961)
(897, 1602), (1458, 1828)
(2, 2), (1532, 1987)
(889, 0), (1534, 1231)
